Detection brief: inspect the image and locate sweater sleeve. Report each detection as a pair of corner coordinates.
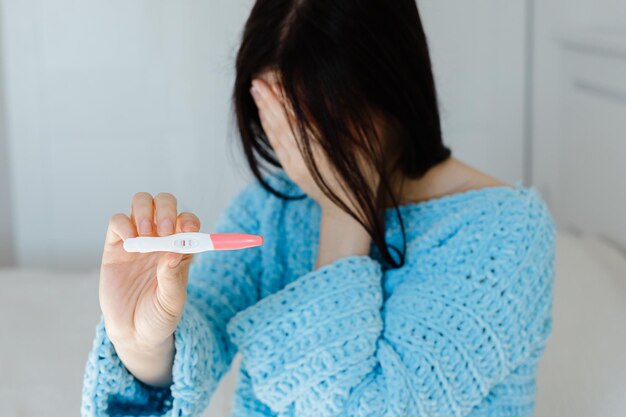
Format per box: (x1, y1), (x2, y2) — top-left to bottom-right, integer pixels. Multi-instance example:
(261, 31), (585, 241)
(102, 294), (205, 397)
(81, 182), (265, 417)
(225, 197), (557, 417)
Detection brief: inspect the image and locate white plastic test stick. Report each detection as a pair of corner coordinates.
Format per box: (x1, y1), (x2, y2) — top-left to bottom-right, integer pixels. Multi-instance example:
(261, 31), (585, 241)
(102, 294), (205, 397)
(123, 232), (264, 254)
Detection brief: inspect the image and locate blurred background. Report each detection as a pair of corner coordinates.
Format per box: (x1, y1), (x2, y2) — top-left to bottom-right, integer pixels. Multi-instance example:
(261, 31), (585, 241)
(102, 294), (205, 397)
(0, 1), (625, 416)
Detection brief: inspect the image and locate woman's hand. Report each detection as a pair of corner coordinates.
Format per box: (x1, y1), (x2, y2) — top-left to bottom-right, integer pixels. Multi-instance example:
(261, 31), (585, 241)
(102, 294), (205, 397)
(250, 77), (378, 216)
(99, 192), (200, 386)
(250, 76), (374, 267)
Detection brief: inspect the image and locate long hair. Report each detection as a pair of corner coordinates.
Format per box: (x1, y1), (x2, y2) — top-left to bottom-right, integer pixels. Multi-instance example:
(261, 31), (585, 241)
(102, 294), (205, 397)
(232, 0), (452, 269)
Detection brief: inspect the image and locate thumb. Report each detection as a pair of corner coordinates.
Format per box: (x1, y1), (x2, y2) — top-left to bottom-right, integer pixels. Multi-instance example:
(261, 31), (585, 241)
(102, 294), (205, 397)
(155, 252), (189, 317)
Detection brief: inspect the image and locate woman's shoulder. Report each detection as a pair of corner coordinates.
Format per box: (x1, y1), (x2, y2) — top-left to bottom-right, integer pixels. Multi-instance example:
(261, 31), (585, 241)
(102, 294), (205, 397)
(459, 168), (556, 241)
(445, 178), (555, 241)
(483, 182), (557, 259)
(385, 182), (557, 309)
(465, 181), (555, 255)
(399, 180), (556, 277)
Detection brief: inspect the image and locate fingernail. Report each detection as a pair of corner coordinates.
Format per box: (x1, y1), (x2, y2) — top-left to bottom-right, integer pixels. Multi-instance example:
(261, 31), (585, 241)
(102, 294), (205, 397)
(139, 219), (152, 235)
(160, 219), (174, 235)
(250, 84), (259, 97)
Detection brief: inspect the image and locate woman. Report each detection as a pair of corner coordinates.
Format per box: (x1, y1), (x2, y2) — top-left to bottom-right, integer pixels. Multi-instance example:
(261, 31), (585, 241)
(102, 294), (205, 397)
(82, 0), (556, 416)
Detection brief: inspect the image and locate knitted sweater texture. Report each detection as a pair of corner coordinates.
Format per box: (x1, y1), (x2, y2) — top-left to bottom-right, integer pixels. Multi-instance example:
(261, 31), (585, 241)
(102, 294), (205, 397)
(81, 171), (556, 417)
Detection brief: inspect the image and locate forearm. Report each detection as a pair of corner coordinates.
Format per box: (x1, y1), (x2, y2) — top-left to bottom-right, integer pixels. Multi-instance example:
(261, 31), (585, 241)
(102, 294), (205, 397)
(112, 334), (175, 388)
(315, 207), (372, 269)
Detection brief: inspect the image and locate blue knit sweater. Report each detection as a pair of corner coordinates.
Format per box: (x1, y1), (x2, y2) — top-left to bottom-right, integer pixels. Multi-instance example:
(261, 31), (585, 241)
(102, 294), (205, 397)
(81, 171), (556, 417)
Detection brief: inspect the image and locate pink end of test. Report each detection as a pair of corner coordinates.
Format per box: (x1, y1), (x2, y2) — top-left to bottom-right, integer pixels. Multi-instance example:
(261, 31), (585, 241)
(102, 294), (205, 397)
(211, 233), (264, 250)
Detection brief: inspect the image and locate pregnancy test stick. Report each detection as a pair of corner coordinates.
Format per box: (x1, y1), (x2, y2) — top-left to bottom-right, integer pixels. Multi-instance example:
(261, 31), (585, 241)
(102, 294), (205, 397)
(123, 232), (263, 254)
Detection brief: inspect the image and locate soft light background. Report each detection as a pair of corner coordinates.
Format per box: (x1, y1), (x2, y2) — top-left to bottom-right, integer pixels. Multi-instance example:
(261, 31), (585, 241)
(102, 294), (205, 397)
(0, 1), (625, 416)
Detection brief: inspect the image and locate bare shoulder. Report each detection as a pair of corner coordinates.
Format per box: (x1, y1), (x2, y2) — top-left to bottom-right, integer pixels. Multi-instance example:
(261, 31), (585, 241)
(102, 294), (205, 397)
(450, 158), (513, 192)
(394, 156), (515, 206)
(469, 175), (512, 189)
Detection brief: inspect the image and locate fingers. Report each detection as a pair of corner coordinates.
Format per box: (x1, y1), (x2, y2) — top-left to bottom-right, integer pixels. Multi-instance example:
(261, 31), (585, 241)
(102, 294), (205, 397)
(250, 81), (276, 147)
(130, 192), (154, 236)
(251, 83), (285, 162)
(176, 212), (201, 233)
(105, 213), (137, 246)
(129, 192), (198, 240)
(251, 79), (284, 126)
(155, 243), (196, 319)
(154, 192), (177, 236)
(155, 251), (189, 319)
(251, 78), (300, 167)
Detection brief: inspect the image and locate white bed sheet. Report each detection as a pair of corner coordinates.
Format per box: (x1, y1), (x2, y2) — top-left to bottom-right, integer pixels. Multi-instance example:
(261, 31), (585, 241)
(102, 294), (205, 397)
(535, 231), (626, 417)
(0, 229), (624, 417)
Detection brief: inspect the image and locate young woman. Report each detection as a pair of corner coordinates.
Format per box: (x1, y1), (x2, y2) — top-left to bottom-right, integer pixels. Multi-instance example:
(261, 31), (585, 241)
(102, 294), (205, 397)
(82, 1), (556, 416)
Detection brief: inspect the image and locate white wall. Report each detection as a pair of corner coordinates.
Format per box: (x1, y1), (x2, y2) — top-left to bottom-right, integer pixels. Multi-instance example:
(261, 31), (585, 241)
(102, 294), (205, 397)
(1, 0), (256, 269)
(417, 0), (527, 186)
(0, 3), (15, 267)
(1, 0), (528, 270)
(531, 0), (626, 247)
(531, 0), (626, 199)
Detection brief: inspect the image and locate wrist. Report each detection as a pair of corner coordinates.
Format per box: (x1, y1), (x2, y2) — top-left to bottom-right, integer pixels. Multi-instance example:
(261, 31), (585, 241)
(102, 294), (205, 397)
(320, 206), (370, 238)
(316, 207), (372, 269)
(113, 334), (175, 388)
(112, 333), (174, 358)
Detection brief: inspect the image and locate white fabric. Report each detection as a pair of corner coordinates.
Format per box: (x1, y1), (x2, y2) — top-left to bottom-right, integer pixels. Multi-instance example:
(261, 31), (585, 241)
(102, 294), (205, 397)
(535, 231), (626, 417)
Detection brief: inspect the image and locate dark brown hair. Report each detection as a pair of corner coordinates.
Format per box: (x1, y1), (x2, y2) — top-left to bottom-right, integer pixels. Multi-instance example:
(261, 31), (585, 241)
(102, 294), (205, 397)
(231, 0), (452, 269)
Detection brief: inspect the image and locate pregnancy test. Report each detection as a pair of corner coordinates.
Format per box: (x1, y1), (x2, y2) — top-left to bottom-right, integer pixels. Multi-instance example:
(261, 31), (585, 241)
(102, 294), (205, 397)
(123, 232), (264, 254)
